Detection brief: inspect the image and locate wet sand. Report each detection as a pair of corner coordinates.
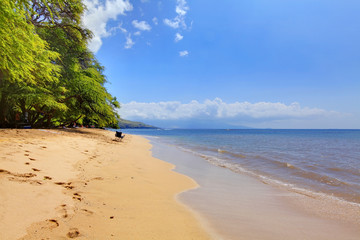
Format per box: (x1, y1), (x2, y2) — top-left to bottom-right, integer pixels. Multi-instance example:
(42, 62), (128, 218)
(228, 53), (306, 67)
(151, 139), (360, 240)
(0, 129), (210, 239)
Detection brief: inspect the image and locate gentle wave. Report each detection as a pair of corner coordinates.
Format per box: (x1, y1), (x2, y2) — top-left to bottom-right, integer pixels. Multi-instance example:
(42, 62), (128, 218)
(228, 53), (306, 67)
(176, 145), (360, 205)
(217, 148), (247, 158)
(123, 129), (360, 206)
(195, 146), (301, 171)
(214, 148), (354, 188)
(327, 167), (360, 177)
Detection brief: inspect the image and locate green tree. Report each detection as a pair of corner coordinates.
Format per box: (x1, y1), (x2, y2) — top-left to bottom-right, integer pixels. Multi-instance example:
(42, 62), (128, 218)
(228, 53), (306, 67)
(0, 0), (60, 127)
(33, 0), (119, 127)
(0, 0), (120, 128)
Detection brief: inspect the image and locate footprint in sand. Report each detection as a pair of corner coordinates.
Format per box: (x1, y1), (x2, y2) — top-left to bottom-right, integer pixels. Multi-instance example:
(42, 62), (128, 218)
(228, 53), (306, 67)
(15, 172), (37, 178)
(29, 157), (36, 161)
(0, 169), (11, 174)
(67, 228), (80, 238)
(44, 176), (52, 180)
(8, 177), (42, 185)
(55, 182), (66, 185)
(1, 169), (37, 178)
(92, 177), (104, 181)
(64, 182), (74, 189)
(24, 153), (29, 156)
(73, 193), (82, 201)
(32, 168), (41, 172)
(2, 170), (42, 185)
(25, 162), (30, 165)
(56, 204), (69, 218)
(81, 209), (94, 215)
(48, 219), (59, 227)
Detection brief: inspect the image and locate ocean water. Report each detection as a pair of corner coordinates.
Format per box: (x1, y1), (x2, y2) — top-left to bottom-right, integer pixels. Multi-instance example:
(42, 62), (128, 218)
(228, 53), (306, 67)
(119, 129), (360, 205)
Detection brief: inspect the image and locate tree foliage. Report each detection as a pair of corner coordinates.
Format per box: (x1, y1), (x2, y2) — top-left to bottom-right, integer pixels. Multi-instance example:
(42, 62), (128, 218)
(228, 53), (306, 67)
(0, 0), (120, 128)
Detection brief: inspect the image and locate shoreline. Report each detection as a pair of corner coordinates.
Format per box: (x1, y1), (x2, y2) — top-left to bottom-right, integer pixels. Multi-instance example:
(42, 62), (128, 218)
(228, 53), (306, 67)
(0, 129), (210, 239)
(2, 128), (359, 239)
(149, 137), (360, 240)
(125, 129), (360, 207)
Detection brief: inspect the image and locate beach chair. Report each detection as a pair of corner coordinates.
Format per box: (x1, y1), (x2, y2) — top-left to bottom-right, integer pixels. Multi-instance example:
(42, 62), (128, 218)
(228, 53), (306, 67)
(115, 131), (125, 140)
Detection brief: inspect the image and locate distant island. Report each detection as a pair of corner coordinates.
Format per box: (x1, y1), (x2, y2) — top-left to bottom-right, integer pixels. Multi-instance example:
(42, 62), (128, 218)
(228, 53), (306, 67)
(118, 119), (158, 129)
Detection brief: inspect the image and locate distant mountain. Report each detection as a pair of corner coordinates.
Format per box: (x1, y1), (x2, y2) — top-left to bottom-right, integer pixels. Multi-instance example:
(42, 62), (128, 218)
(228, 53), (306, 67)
(118, 119), (158, 129)
(130, 119), (252, 129)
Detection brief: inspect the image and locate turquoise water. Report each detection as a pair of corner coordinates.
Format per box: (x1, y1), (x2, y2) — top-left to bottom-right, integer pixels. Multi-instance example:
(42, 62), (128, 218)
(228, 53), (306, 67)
(119, 129), (360, 204)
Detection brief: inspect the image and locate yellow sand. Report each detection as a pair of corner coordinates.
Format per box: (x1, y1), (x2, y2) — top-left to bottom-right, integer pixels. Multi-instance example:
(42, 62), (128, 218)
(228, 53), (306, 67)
(0, 129), (210, 239)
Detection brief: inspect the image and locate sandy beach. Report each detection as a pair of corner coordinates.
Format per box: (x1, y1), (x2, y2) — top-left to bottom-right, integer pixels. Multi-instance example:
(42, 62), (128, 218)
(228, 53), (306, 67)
(0, 129), (210, 239)
(2, 128), (360, 240)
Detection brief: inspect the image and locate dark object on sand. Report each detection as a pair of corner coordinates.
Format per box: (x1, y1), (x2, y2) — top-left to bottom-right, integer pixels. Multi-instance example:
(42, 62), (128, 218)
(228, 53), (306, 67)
(115, 131), (125, 139)
(67, 228), (80, 238)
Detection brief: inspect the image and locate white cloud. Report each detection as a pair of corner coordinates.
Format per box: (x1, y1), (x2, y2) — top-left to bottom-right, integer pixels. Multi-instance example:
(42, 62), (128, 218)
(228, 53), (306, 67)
(132, 20), (151, 31)
(152, 17), (158, 25)
(125, 35), (134, 49)
(176, 0), (189, 16)
(175, 33), (183, 42)
(179, 50), (189, 56)
(108, 23), (128, 35)
(134, 31), (141, 36)
(118, 24), (128, 34)
(163, 0), (189, 29)
(119, 98), (334, 121)
(82, 0), (133, 53)
(164, 19), (180, 29)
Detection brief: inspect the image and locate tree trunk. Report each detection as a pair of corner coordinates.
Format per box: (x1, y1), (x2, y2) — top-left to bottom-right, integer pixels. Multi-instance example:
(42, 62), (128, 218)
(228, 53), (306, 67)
(0, 94), (8, 127)
(0, 72), (8, 127)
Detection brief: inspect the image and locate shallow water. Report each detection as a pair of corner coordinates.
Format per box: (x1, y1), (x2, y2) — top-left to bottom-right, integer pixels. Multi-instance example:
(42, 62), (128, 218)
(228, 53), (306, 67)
(120, 129), (360, 205)
(150, 139), (360, 240)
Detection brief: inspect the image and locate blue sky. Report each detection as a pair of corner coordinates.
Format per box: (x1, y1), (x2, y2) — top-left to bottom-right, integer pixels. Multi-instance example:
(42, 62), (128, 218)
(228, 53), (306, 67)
(83, 0), (360, 128)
